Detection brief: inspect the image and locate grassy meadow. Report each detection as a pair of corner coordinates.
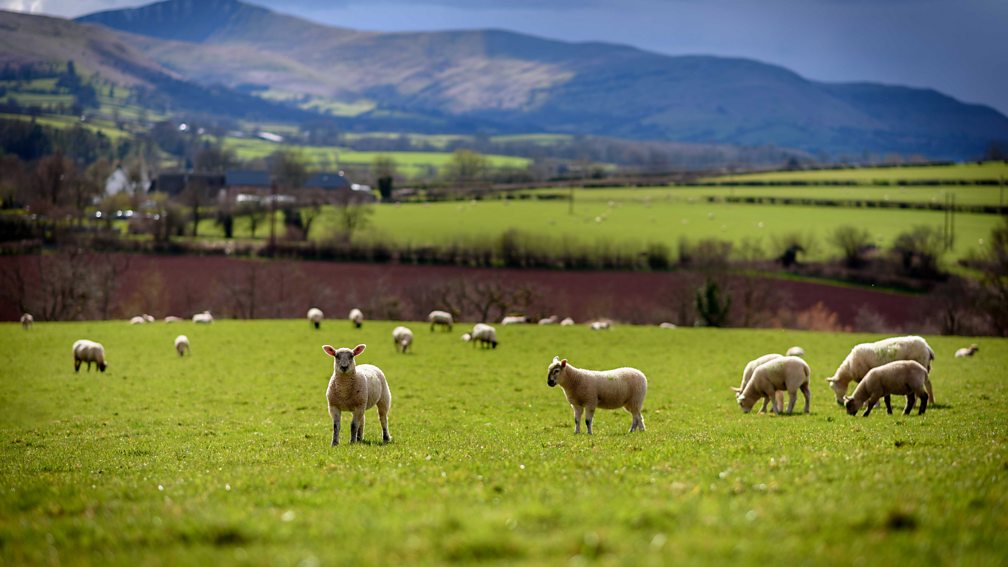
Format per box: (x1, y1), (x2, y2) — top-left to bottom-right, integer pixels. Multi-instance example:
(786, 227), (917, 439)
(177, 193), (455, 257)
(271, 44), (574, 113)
(706, 161), (1008, 184)
(1, 321), (1005, 565)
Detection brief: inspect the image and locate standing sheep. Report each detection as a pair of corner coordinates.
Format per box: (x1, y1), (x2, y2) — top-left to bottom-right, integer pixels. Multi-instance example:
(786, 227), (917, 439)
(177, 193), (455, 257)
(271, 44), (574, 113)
(323, 344), (392, 445)
(174, 335), (190, 357)
(844, 360), (930, 416)
(732, 353), (785, 413)
(348, 308), (364, 329)
(538, 315), (559, 325)
(428, 310), (454, 331)
(501, 315), (529, 325)
(786, 346), (805, 357)
(560, 317), (575, 326)
(463, 323), (498, 349)
(736, 356), (811, 414)
(659, 322), (677, 329)
(546, 356), (647, 434)
(72, 339), (107, 373)
(590, 321), (611, 330)
(826, 335), (935, 405)
(954, 344), (979, 358)
(392, 326), (413, 353)
(193, 311), (214, 324)
(129, 316), (146, 325)
(308, 307), (324, 330)
(20, 313), (33, 330)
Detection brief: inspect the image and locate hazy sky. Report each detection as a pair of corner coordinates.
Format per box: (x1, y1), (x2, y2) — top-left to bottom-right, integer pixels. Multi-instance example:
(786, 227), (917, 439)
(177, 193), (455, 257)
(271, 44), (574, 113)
(4, 0), (1006, 115)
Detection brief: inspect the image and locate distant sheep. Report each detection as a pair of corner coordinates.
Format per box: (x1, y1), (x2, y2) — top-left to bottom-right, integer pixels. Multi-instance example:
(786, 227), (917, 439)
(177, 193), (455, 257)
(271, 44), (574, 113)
(72, 339), (107, 373)
(174, 335), (190, 357)
(732, 353), (785, 413)
(560, 317), (575, 326)
(348, 308), (364, 329)
(590, 321), (611, 330)
(736, 356), (810, 414)
(546, 356), (647, 434)
(501, 315), (529, 325)
(786, 346), (805, 357)
(954, 344), (978, 358)
(129, 316), (146, 325)
(428, 310), (453, 331)
(143, 314), (155, 323)
(827, 335), (935, 405)
(164, 316), (183, 323)
(392, 326), (413, 353)
(538, 315), (559, 325)
(323, 344), (392, 445)
(308, 307), (324, 330)
(193, 311), (214, 324)
(844, 360), (929, 416)
(659, 322), (677, 329)
(20, 313), (33, 330)
(463, 323), (497, 349)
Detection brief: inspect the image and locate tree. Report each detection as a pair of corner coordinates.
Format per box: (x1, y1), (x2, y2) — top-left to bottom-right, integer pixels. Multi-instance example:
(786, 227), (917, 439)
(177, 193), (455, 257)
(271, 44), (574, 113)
(372, 155), (397, 201)
(270, 150), (309, 191)
(444, 149), (487, 186)
(829, 225), (874, 268)
(195, 145), (237, 174)
(237, 200), (266, 239)
(892, 225), (945, 277)
(334, 192), (373, 243)
(977, 218), (1008, 334)
(695, 279), (731, 327)
(179, 176), (211, 237)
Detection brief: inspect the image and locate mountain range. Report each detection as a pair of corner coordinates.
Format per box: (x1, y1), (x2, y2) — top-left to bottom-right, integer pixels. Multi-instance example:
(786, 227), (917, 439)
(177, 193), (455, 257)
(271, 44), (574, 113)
(2, 0), (1006, 160)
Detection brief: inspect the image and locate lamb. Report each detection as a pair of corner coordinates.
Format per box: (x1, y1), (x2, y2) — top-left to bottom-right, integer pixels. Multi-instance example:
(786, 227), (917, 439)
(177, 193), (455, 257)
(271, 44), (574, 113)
(954, 344), (979, 358)
(129, 316), (146, 325)
(174, 335), (190, 357)
(323, 344), (392, 445)
(72, 339), (107, 373)
(463, 323), (498, 349)
(844, 360), (929, 416)
(348, 308), (364, 329)
(307, 307), (324, 330)
(392, 326), (413, 353)
(501, 315), (529, 325)
(192, 311), (214, 324)
(164, 316), (183, 323)
(20, 313), (33, 330)
(786, 346), (805, 357)
(560, 317), (575, 326)
(546, 356), (647, 434)
(736, 356), (811, 414)
(428, 310), (454, 331)
(826, 335), (935, 405)
(731, 353), (785, 413)
(538, 315), (559, 325)
(590, 321), (611, 330)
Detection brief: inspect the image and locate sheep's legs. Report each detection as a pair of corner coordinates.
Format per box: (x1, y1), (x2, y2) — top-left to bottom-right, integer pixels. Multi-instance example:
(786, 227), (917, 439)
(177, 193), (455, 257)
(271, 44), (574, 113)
(350, 410), (365, 443)
(786, 390), (797, 415)
(628, 410), (645, 432)
(903, 393), (916, 415)
(584, 407), (596, 435)
(918, 393), (928, 415)
(357, 413), (366, 442)
(758, 397), (769, 413)
(331, 413), (341, 446)
(74, 359), (81, 372)
(800, 383), (811, 414)
(863, 395), (881, 416)
(884, 395), (893, 414)
(924, 377), (935, 405)
(378, 408), (391, 443)
(572, 405), (583, 434)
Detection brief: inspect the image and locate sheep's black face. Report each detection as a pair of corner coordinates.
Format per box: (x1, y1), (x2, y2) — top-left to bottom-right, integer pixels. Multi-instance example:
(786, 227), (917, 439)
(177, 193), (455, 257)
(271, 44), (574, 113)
(335, 350), (355, 374)
(547, 366), (559, 387)
(98, 362), (107, 372)
(844, 397), (860, 415)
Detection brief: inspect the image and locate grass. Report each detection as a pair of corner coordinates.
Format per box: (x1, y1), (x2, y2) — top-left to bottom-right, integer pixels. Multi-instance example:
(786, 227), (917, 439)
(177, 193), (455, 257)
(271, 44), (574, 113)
(1, 321), (1005, 565)
(707, 162), (1008, 184)
(0, 112), (131, 140)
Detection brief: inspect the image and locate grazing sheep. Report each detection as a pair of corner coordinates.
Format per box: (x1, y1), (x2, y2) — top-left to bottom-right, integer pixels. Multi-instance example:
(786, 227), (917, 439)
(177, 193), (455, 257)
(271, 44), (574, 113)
(844, 360), (929, 416)
(428, 310), (454, 331)
(323, 344), (392, 445)
(463, 323), (498, 349)
(192, 311), (214, 324)
(20, 313), (33, 330)
(826, 335), (935, 405)
(560, 317), (575, 326)
(164, 316), (183, 323)
(590, 321), (611, 330)
(307, 307), (324, 330)
(546, 356), (647, 434)
(129, 316), (146, 325)
(954, 344), (979, 358)
(501, 315), (529, 325)
(72, 339), (107, 373)
(538, 315), (559, 325)
(174, 335), (190, 357)
(786, 346), (805, 357)
(736, 356), (811, 414)
(659, 322), (677, 329)
(348, 308), (364, 329)
(143, 314), (155, 323)
(392, 326), (413, 353)
(732, 353), (785, 413)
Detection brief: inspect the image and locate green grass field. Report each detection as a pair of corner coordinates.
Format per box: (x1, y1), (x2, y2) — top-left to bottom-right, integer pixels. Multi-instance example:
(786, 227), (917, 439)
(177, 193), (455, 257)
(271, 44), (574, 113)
(707, 162), (1008, 184)
(1, 321), (1005, 565)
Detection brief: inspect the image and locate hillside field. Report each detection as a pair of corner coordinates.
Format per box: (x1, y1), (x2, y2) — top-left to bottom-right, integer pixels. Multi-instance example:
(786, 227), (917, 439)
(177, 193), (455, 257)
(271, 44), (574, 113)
(1, 321), (1005, 565)
(706, 162), (1008, 184)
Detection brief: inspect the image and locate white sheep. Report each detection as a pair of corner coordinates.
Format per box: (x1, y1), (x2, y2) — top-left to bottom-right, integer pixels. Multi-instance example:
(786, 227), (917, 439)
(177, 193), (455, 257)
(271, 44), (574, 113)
(546, 356), (647, 434)
(308, 307), (324, 330)
(736, 356), (810, 414)
(129, 316), (146, 325)
(348, 308), (364, 329)
(20, 313), (33, 330)
(143, 314), (155, 323)
(72, 339), (107, 373)
(659, 322), (677, 329)
(590, 321), (611, 330)
(428, 310), (454, 331)
(174, 335), (190, 357)
(463, 323), (498, 349)
(501, 315), (529, 325)
(392, 326), (413, 353)
(192, 311), (214, 324)
(954, 344), (978, 358)
(731, 353), (785, 413)
(786, 346), (806, 357)
(164, 316), (183, 323)
(560, 317), (575, 326)
(826, 335), (935, 405)
(323, 344), (392, 445)
(538, 315), (559, 325)
(844, 360), (930, 416)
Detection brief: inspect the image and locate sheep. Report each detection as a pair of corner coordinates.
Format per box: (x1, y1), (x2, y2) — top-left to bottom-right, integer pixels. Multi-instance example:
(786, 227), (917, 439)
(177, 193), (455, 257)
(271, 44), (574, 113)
(538, 315), (559, 325)
(954, 344), (979, 358)
(501, 315), (529, 325)
(164, 316), (183, 323)
(20, 313), (33, 330)
(129, 316), (146, 325)
(174, 335), (190, 357)
(786, 346), (805, 357)
(193, 311), (214, 324)
(143, 314), (155, 323)
(731, 353), (785, 413)
(323, 344), (392, 445)
(348, 308), (364, 329)
(560, 317), (575, 326)
(428, 310), (454, 331)
(590, 321), (611, 330)
(307, 307), (324, 330)
(736, 356), (811, 414)
(546, 356), (647, 434)
(826, 335), (935, 406)
(463, 323), (498, 349)
(844, 360), (929, 416)
(392, 326), (413, 353)
(659, 322), (677, 329)
(72, 339), (107, 373)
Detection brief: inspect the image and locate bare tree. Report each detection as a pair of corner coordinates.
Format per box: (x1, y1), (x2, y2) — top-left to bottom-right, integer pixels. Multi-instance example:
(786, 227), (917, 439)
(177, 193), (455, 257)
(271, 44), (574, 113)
(829, 225), (874, 268)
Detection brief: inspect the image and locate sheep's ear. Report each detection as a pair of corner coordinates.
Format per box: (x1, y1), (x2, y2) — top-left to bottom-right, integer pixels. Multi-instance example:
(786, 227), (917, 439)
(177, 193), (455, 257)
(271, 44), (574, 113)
(826, 377), (836, 384)
(323, 345), (337, 357)
(552, 355), (560, 363)
(730, 386), (741, 393)
(843, 395), (852, 402)
(560, 359), (567, 368)
(352, 344), (366, 356)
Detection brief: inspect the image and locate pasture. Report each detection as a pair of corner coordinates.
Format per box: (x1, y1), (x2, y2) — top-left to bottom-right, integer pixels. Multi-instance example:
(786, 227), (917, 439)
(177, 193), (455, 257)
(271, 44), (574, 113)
(705, 161), (1008, 184)
(1, 320), (1005, 565)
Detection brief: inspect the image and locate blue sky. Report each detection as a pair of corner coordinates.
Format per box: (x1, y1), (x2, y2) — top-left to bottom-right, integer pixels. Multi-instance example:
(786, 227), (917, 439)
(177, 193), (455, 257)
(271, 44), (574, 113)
(4, 0), (1006, 115)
